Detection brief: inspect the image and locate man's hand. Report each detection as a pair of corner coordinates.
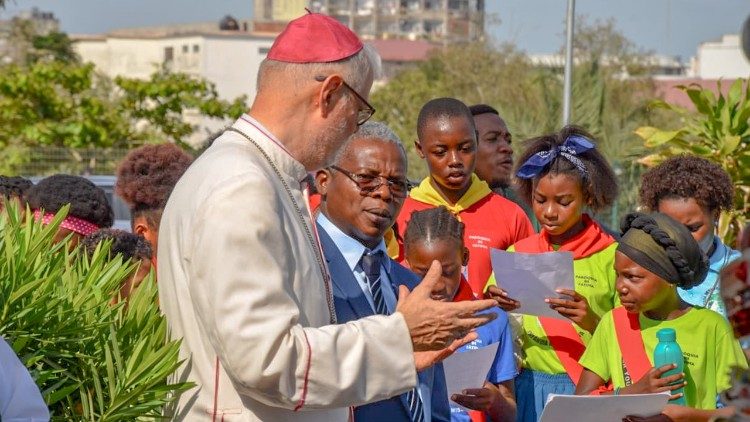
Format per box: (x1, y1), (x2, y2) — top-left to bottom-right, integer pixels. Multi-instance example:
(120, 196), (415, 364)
(485, 285), (520, 312)
(546, 289), (599, 333)
(414, 333), (477, 371)
(397, 261), (497, 352)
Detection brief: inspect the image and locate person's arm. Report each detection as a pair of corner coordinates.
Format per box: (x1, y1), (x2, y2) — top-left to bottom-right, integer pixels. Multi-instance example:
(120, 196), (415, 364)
(0, 338), (49, 421)
(188, 176), (495, 410)
(575, 368), (609, 395)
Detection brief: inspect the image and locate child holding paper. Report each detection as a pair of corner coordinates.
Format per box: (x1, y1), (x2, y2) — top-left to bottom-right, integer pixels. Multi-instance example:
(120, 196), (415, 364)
(485, 126), (620, 422)
(394, 97), (533, 296)
(576, 212), (747, 421)
(404, 206), (517, 422)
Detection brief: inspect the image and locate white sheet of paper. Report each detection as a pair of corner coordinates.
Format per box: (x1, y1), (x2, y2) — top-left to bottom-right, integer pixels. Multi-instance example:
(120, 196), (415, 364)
(442, 342), (499, 411)
(490, 249), (575, 320)
(540, 393), (671, 422)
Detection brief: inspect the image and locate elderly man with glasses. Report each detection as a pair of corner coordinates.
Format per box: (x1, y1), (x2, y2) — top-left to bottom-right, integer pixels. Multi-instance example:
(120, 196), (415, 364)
(157, 11), (496, 422)
(314, 121), (452, 422)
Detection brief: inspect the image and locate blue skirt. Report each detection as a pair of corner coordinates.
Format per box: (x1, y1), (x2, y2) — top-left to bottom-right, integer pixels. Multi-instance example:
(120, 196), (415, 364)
(515, 369), (575, 422)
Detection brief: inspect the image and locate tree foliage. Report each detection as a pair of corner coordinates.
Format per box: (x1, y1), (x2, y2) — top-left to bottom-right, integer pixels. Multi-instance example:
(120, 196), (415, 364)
(0, 203), (193, 419)
(0, 18), (246, 175)
(0, 59), (246, 174)
(116, 68), (246, 149)
(636, 79), (750, 243)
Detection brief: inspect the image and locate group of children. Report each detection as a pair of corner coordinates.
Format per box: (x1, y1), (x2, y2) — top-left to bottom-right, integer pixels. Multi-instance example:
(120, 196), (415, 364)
(366, 97), (747, 422)
(1, 94), (748, 422)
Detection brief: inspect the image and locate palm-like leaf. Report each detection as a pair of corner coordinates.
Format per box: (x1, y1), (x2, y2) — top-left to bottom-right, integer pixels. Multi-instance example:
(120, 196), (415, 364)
(0, 202), (193, 420)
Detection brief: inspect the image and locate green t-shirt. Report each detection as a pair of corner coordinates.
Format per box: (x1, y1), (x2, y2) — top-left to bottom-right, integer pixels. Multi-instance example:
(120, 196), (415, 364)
(486, 243), (619, 374)
(579, 307), (748, 409)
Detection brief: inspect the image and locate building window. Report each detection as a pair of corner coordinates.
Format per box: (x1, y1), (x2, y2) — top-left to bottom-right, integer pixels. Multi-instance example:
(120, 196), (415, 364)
(259, 47), (270, 55)
(182, 44), (189, 53)
(164, 46), (174, 62)
(193, 44), (200, 53)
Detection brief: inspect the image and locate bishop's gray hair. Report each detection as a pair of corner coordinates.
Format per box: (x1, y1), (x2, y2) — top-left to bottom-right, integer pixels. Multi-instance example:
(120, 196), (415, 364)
(257, 43), (381, 94)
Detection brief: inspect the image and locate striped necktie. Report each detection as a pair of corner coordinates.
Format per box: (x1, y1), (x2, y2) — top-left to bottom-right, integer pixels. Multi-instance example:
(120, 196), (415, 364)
(360, 250), (425, 422)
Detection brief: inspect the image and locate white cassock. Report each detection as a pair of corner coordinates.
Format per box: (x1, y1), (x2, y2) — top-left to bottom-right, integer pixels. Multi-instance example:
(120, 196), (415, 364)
(158, 114), (417, 421)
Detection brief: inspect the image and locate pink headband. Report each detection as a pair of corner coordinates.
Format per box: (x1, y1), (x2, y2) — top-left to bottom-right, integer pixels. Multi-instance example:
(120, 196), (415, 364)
(32, 210), (100, 236)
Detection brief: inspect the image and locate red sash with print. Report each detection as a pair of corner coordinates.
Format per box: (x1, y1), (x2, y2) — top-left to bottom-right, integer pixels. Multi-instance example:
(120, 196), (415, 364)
(612, 307), (651, 385)
(514, 215), (615, 385)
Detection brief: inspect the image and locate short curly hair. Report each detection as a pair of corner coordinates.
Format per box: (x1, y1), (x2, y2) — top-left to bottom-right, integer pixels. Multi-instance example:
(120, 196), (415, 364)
(115, 143), (192, 228)
(639, 155), (734, 213)
(25, 175), (113, 228)
(0, 176), (33, 199)
(82, 228), (152, 263)
(514, 125), (618, 212)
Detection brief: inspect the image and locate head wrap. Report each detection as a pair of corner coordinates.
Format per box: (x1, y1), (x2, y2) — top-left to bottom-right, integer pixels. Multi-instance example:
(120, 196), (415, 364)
(516, 135), (594, 179)
(618, 212), (708, 288)
(267, 11), (363, 63)
(33, 209), (100, 237)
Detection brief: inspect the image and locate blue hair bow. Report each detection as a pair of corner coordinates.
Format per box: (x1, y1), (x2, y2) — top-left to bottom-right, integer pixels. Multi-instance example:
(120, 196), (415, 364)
(516, 135), (595, 179)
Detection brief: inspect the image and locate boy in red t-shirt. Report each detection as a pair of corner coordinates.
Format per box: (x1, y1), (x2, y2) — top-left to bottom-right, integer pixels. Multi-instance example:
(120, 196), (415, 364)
(394, 97), (533, 296)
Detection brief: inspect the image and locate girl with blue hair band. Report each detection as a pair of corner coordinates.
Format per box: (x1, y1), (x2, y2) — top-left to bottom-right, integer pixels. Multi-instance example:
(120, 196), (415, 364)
(485, 126), (619, 422)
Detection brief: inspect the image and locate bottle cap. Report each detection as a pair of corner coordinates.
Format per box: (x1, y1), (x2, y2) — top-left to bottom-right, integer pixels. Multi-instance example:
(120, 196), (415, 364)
(656, 328), (676, 342)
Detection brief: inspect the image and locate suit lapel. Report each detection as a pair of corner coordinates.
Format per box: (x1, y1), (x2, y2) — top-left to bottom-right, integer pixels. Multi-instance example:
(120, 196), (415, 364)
(317, 223), (375, 319)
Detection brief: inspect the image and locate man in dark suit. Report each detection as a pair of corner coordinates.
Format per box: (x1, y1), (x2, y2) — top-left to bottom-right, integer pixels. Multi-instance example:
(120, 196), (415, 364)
(314, 121), (451, 422)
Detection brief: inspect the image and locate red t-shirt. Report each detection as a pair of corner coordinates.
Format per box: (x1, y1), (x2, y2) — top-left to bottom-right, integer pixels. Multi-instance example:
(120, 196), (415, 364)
(396, 191), (533, 296)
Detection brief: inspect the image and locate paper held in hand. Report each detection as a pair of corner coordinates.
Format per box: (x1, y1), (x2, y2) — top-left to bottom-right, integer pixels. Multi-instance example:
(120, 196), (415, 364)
(539, 393), (671, 422)
(489, 249), (575, 320)
(442, 342), (500, 411)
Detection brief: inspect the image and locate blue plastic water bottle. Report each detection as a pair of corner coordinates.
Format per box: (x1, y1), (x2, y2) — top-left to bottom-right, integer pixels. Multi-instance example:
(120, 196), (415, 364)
(653, 328), (686, 405)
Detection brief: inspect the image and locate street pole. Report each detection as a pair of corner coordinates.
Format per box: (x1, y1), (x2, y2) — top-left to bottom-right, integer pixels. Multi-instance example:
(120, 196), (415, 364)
(562, 0), (575, 126)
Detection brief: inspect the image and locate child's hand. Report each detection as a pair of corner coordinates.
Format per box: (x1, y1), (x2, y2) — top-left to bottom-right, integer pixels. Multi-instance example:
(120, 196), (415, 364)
(485, 285), (520, 312)
(450, 381), (499, 412)
(546, 289), (599, 333)
(626, 364), (686, 400)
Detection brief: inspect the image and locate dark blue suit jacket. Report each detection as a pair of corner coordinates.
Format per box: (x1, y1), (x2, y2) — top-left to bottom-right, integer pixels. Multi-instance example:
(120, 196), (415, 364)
(317, 222), (451, 422)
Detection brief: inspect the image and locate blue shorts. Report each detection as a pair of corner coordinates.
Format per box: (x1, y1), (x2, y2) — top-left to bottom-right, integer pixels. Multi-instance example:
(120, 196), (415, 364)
(515, 369), (575, 422)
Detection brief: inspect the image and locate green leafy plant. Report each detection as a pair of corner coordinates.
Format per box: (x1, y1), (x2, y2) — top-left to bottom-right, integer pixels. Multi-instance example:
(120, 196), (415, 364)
(636, 79), (750, 244)
(0, 202), (193, 420)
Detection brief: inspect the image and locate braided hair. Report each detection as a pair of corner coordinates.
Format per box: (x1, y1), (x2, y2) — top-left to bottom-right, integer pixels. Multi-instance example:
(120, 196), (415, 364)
(404, 206), (465, 251)
(620, 212), (709, 289)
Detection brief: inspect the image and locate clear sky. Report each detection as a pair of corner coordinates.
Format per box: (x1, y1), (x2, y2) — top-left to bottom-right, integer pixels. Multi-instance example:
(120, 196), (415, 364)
(2, 0), (748, 61)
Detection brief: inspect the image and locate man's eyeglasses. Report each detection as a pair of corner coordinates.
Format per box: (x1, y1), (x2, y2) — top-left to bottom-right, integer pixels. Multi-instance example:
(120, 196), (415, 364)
(314, 75), (376, 126)
(330, 165), (408, 198)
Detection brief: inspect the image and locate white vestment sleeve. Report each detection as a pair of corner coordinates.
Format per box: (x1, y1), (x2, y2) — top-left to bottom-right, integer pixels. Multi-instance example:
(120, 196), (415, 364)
(187, 173), (417, 410)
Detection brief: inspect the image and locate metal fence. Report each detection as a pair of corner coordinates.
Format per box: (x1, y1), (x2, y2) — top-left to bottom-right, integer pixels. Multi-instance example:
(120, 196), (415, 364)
(4, 146), (131, 177)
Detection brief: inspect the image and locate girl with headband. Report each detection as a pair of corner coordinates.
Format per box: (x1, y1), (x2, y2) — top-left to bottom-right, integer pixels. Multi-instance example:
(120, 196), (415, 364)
(25, 174), (113, 248)
(484, 126), (619, 422)
(577, 212), (747, 420)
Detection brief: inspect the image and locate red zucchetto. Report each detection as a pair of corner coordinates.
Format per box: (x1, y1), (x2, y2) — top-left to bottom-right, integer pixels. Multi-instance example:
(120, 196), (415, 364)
(267, 12), (363, 63)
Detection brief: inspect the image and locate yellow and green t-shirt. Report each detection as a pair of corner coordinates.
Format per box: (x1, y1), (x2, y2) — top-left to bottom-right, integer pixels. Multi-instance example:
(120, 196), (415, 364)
(514, 242), (619, 374)
(579, 307), (748, 409)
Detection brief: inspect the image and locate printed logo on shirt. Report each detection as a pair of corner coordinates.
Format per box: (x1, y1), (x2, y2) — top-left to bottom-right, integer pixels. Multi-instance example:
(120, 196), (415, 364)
(576, 274), (597, 289)
(464, 338), (485, 350)
(527, 332), (550, 347)
(683, 352), (698, 368)
(468, 234), (491, 250)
